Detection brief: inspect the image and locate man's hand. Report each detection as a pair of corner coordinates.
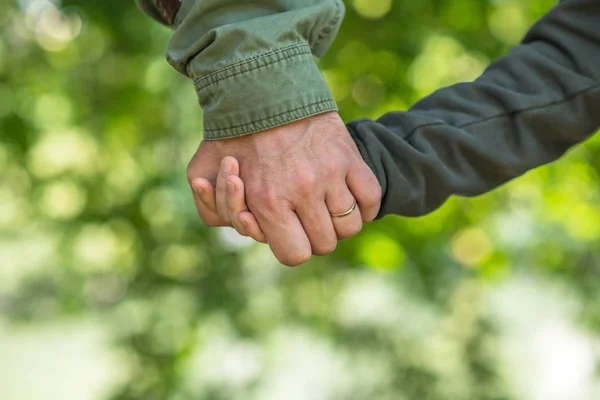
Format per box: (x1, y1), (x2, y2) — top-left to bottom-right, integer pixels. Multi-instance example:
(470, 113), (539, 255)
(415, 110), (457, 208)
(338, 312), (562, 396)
(187, 112), (381, 266)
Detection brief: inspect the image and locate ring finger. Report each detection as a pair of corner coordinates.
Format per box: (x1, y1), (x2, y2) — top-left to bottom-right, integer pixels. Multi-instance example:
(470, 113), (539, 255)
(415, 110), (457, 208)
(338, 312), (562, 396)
(326, 186), (363, 240)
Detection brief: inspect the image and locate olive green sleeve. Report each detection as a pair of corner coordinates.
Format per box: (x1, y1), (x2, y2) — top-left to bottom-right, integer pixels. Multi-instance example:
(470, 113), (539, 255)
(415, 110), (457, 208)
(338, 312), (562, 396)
(138, 0), (344, 140)
(348, 0), (600, 219)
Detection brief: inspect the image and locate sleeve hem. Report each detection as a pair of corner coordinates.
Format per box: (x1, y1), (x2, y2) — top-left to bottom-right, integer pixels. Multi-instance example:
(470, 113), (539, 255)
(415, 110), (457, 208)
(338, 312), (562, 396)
(202, 99), (338, 140)
(194, 44), (309, 91)
(195, 43), (339, 140)
(347, 124), (377, 176)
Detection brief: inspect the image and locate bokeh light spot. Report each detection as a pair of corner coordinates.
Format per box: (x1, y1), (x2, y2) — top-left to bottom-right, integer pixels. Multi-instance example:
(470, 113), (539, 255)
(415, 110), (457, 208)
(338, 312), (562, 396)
(140, 187), (176, 226)
(353, 0), (392, 20)
(451, 228), (493, 268)
(352, 75), (386, 108)
(152, 244), (203, 280)
(489, 3), (527, 45)
(38, 180), (86, 220)
(34, 93), (73, 127)
(28, 129), (99, 178)
(358, 232), (405, 270)
(72, 224), (134, 273)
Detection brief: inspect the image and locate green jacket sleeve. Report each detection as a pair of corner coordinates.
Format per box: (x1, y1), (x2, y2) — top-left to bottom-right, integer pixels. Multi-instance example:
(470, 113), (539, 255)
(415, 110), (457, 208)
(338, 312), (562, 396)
(137, 0), (343, 140)
(348, 0), (600, 218)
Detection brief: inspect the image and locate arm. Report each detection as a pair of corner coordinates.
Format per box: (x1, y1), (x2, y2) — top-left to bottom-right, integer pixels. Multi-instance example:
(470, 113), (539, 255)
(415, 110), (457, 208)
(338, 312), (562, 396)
(137, 0), (381, 266)
(349, 0), (600, 218)
(136, 0), (342, 139)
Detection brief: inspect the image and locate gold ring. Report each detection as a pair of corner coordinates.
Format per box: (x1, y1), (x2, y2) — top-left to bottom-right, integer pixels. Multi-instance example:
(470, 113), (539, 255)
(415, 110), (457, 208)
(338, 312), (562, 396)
(330, 200), (357, 218)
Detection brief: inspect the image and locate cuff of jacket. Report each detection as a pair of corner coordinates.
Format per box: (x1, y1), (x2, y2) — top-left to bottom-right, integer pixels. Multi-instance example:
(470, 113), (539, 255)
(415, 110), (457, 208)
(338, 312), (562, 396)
(194, 43), (338, 140)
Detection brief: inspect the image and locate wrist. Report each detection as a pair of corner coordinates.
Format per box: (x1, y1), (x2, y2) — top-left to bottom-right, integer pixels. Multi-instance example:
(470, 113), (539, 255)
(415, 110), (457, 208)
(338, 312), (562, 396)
(213, 112), (342, 157)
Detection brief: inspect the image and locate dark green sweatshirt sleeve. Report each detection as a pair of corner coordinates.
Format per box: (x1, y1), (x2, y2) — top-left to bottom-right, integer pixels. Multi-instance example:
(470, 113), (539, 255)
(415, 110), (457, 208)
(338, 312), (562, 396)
(137, 0), (344, 140)
(348, 0), (600, 218)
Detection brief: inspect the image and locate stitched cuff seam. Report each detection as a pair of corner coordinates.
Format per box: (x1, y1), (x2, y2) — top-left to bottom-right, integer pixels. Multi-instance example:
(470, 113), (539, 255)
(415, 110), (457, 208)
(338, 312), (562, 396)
(194, 43), (311, 92)
(203, 99), (337, 140)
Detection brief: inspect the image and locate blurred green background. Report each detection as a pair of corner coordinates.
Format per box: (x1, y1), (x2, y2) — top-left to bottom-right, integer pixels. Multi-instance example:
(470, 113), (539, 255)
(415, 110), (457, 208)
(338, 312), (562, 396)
(2, 0), (600, 399)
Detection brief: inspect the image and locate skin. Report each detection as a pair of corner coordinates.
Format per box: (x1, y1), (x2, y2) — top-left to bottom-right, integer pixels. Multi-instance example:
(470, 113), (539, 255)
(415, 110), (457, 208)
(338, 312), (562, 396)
(187, 112), (382, 267)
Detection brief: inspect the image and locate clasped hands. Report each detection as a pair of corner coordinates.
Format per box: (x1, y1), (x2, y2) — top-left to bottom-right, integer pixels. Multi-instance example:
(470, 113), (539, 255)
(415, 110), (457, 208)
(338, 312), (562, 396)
(186, 112), (382, 266)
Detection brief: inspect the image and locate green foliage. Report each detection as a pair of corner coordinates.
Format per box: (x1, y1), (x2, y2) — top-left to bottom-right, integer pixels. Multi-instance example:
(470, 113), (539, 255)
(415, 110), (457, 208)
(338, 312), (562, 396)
(2, 0), (600, 399)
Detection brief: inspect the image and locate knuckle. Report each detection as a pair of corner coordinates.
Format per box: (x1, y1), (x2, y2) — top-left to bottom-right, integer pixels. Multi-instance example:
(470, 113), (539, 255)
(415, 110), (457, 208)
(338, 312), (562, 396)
(297, 172), (317, 194)
(248, 184), (279, 213)
(245, 183), (263, 200)
(321, 159), (341, 179)
(262, 194), (280, 214)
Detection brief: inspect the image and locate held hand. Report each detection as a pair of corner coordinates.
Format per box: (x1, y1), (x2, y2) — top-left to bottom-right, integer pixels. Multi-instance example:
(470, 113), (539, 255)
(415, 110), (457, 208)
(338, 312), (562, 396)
(192, 157), (267, 244)
(187, 112), (381, 266)
(196, 157), (365, 249)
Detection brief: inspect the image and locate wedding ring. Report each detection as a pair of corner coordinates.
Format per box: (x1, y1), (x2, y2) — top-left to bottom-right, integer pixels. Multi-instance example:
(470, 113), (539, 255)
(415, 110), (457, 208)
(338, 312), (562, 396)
(330, 200), (357, 218)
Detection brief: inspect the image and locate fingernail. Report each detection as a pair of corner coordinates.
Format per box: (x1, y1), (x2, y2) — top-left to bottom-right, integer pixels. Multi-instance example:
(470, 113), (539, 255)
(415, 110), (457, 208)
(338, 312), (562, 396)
(240, 219), (248, 230)
(193, 186), (204, 197)
(228, 181), (235, 194)
(223, 162), (232, 174)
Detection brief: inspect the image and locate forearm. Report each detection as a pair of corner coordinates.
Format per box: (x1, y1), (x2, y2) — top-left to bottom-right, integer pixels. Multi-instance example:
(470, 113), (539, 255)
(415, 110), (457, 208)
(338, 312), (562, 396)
(349, 0), (600, 218)
(137, 0), (344, 140)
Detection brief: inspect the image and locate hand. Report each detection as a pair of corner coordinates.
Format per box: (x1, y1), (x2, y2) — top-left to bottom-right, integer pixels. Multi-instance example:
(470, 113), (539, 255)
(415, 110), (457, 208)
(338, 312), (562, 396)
(194, 155), (370, 264)
(197, 156), (368, 247)
(193, 156), (267, 244)
(187, 112), (381, 266)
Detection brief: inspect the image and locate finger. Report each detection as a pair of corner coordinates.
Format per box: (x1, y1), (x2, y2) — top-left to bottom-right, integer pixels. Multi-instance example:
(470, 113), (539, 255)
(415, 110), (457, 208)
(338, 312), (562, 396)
(326, 186), (363, 240)
(215, 156), (238, 222)
(188, 182), (229, 227)
(296, 200), (338, 256)
(346, 162), (382, 222)
(251, 207), (312, 267)
(226, 175), (266, 241)
(238, 211), (267, 243)
(191, 177), (218, 213)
